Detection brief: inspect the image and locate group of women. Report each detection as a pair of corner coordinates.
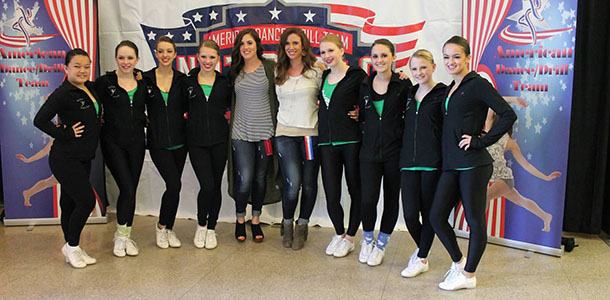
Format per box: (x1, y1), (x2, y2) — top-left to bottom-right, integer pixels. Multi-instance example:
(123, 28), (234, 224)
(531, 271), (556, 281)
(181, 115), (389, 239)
(34, 27), (517, 291)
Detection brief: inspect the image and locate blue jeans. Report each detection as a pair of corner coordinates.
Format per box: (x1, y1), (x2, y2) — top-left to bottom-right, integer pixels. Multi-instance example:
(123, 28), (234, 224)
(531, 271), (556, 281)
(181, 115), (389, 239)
(276, 136), (320, 221)
(232, 139), (272, 217)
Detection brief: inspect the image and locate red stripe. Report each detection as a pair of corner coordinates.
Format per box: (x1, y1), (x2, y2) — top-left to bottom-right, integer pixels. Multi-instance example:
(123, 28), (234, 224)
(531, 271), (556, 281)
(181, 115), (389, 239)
(395, 57), (410, 68)
(395, 40), (418, 52)
(68, 0), (79, 47)
(329, 4), (374, 19)
(491, 197), (497, 236)
(333, 22), (359, 28)
(60, 1), (75, 48)
(53, 184), (58, 218)
(499, 196), (506, 237)
(362, 21), (425, 36)
(91, 0), (97, 79)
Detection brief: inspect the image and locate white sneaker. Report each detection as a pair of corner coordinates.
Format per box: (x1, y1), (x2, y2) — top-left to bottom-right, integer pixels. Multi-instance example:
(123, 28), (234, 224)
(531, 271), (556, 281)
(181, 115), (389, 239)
(439, 271), (476, 290)
(367, 246), (385, 266)
(167, 230), (182, 248)
(325, 235), (343, 256)
(79, 247), (97, 265)
(401, 257), (429, 278)
(62, 243), (86, 268)
(113, 234), (127, 257)
(205, 229), (217, 249)
(156, 226), (169, 249)
(125, 238), (139, 256)
(194, 225), (207, 249)
(333, 238), (355, 258)
(359, 240), (373, 263)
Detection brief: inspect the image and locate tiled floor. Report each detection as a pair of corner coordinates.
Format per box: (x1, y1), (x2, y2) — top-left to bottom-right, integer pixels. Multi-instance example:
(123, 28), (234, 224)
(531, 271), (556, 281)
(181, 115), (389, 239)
(0, 214), (608, 299)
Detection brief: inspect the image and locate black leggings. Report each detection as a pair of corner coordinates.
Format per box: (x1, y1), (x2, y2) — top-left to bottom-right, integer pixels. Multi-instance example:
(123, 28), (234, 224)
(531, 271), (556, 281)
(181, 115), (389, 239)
(149, 146), (187, 229)
(320, 143), (361, 236)
(360, 159), (401, 234)
(429, 165), (493, 273)
(49, 157), (95, 247)
(189, 143), (227, 229)
(101, 139), (145, 226)
(401, 170), (441, 258)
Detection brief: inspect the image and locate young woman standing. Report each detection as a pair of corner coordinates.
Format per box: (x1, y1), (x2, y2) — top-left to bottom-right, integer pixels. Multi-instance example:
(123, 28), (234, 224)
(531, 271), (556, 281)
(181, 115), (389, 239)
(318, 34), (367, 258)
(399, 49), (446, 277)
(34, 49), (100, 268)
(429, 36), (517, 290)
(274, 27), (323, 250)
(185, 39), (232, 249)
(143, 36), (188, 249)
(96, 40), (147, 257)
(228, 29), (282, 243)
(358, 39), (411, 266)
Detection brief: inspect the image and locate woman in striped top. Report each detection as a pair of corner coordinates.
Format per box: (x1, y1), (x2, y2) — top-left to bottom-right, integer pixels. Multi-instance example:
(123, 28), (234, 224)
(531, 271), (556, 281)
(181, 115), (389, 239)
(228, 29), (282, 243)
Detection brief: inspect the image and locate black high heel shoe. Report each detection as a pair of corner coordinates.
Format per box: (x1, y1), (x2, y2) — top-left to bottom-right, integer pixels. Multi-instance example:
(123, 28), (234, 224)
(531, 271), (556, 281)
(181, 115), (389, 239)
(251, 222), (264, 243)
(235, 220), (246, 242)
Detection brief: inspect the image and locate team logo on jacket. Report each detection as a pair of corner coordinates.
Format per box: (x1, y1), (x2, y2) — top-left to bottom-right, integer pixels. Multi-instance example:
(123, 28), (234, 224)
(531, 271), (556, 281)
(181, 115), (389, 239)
(140, 0), (425, 74)
(187, 86), (195, 99)
(108, 85), (119, 98)
(363, 95), (371, 108)
(75, 98), (90, 110)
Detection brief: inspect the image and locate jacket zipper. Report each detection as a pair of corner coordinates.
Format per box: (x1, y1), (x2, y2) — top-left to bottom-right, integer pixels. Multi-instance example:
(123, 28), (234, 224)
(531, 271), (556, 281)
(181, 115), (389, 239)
(164, 94), (173, 147)
(413, 101), (419, 164)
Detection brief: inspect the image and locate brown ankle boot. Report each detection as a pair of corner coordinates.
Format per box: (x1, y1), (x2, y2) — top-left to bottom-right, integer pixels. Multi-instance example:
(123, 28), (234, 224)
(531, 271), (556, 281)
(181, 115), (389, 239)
(292, 223), (308, 250)
(282, 222), (294, 248)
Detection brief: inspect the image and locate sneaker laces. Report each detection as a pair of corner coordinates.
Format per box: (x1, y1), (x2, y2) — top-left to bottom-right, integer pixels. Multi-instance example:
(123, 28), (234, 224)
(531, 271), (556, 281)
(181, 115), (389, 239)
(443, 267), (460, 281)
(126, 238), (138, 250)
(157, 230), (168, 244)
(195, 228), (206, 244)
(69, 248), (84, 261)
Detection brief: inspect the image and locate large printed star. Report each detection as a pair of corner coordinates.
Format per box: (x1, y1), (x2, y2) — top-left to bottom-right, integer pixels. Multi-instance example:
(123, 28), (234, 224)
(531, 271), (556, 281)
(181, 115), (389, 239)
(236, 10), (247, 23)
(269, 7), (281, 20)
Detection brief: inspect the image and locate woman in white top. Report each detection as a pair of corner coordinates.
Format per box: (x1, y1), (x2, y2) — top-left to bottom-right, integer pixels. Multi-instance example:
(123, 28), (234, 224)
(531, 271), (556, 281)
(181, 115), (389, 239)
(274, 27), (323, 250)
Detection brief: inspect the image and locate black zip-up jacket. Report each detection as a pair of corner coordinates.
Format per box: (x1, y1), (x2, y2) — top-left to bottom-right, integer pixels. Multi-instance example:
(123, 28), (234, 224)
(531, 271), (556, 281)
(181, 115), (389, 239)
(359, 72), (411, 162)
(318, 66), (367, 144)
(185, 68), (231, 147)
(399, 82), (447, 169)
(442, 71), (517, 170)
(34, 80), (101, 160)
(143, 68), (187, 149)
(95, 71), (147, 146)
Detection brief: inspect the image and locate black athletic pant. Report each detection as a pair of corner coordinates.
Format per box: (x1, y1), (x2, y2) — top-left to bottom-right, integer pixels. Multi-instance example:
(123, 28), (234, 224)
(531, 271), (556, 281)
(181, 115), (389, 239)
(189, 143), (227, 229)
(320, 143), (361, 237)
(360, 159), (401, 234)
(49, 157), (95, 247)
(149, 146), (188, 229)
(401, 170), (441, 258)
(429, 165), (493, 273)
(101, 139), (145, 226)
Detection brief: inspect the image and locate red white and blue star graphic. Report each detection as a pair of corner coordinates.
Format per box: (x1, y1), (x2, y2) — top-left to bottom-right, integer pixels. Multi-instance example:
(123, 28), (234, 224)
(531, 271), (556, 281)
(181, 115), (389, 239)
(140, 0), (425, 73)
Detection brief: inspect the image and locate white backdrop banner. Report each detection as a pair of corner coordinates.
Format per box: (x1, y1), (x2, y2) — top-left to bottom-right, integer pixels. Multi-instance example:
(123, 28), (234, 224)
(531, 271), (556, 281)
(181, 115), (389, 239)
(97, 0), (461, 227)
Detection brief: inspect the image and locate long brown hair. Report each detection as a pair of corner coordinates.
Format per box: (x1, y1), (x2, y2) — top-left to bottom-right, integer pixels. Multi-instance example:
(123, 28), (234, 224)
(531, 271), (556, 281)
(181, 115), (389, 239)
(275, 27), (318, 85)
(229, 28), (264, 84)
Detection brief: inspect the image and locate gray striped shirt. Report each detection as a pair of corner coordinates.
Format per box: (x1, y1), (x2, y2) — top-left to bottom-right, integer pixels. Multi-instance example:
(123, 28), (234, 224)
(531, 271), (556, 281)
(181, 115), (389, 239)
(231, 64), (274, 142)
